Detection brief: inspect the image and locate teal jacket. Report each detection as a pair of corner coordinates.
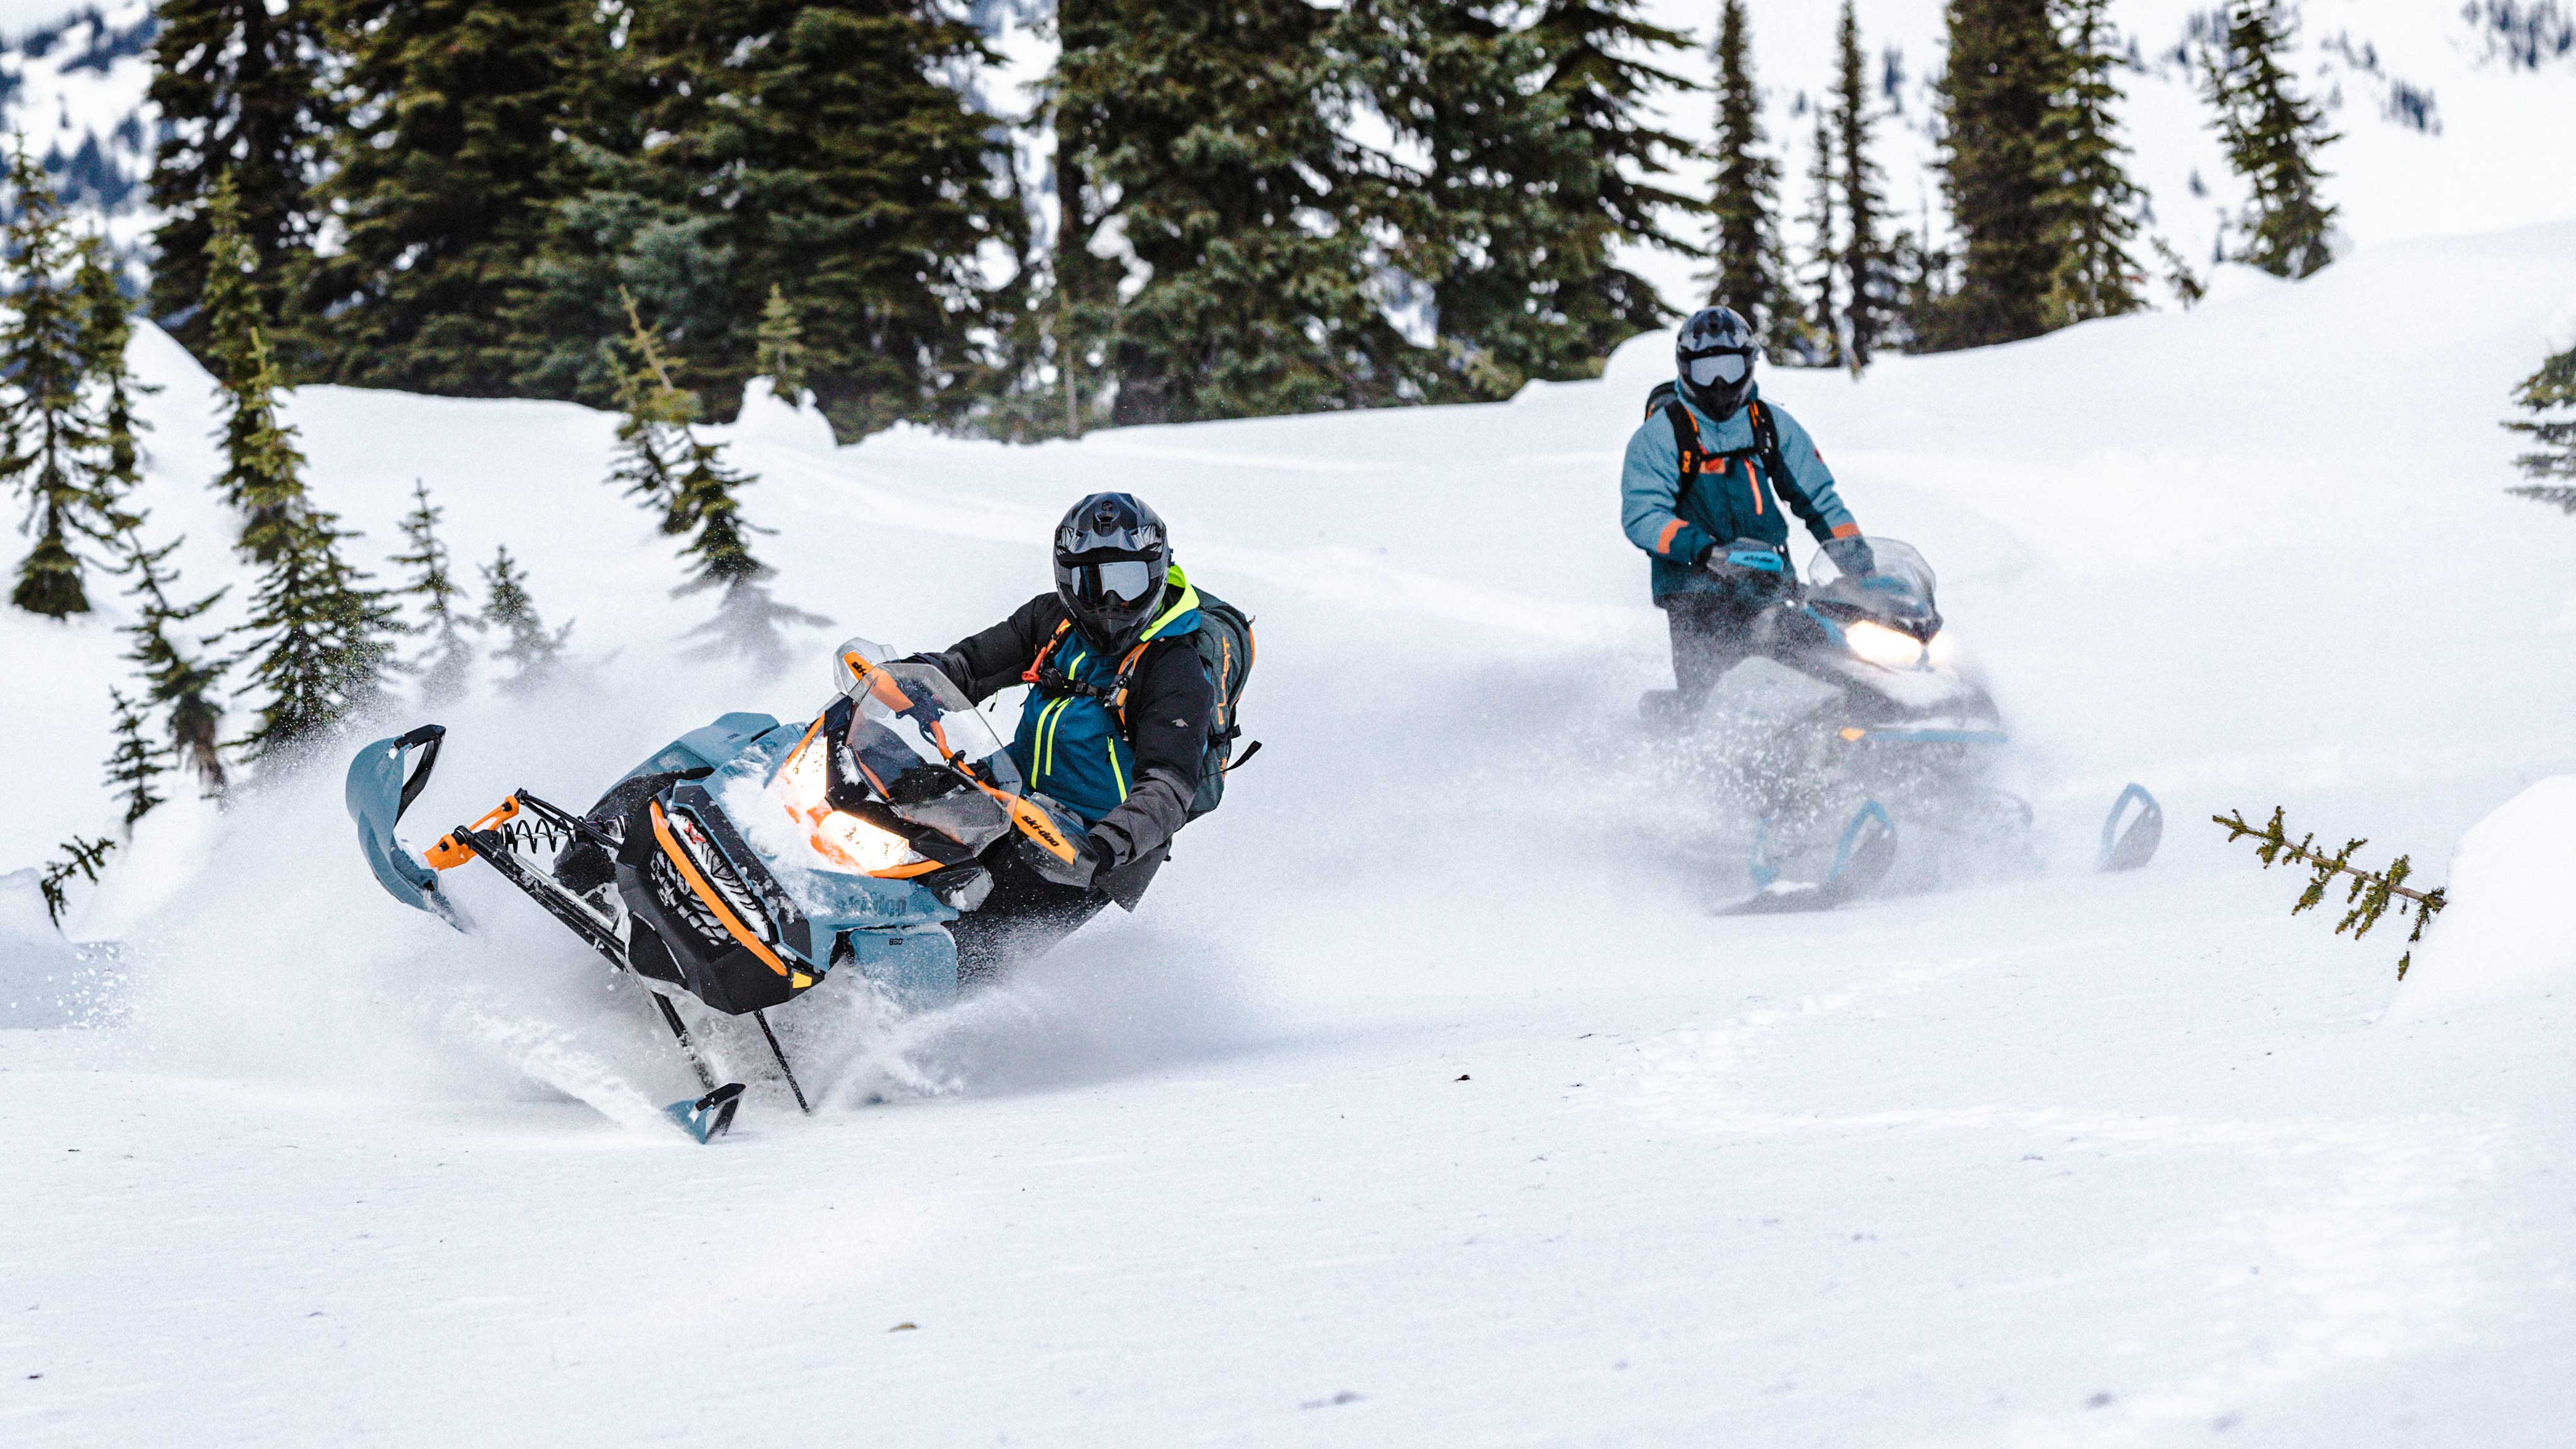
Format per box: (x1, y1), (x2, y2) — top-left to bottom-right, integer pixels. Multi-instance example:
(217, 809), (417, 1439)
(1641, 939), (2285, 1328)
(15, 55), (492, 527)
(1619, 386), (1858, 602)
(1008, 580), (1205, 824)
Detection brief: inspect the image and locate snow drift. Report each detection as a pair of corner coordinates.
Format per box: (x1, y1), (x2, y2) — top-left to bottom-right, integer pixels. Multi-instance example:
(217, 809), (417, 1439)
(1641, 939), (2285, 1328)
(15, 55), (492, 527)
(2395, 775), (2576, 1018)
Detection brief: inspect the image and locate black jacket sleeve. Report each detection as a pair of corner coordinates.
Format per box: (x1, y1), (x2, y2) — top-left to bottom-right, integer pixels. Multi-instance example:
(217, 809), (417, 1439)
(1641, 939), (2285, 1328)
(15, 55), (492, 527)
(1089, 639), (1214, 870)
(916, 594), (1064, 704)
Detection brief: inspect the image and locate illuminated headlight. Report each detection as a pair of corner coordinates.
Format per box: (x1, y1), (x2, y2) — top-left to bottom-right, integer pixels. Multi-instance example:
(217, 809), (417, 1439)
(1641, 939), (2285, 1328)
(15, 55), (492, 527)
(775, 730), (926, 874)
(1926, 629), (1959, 668)
(1845, 620), (1929, 670)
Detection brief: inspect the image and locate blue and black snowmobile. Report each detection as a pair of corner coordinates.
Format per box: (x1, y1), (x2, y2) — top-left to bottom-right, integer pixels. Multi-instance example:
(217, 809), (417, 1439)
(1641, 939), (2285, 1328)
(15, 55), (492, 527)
(345, 640), (1097, 1141)
(1677, 537), (2162, 913)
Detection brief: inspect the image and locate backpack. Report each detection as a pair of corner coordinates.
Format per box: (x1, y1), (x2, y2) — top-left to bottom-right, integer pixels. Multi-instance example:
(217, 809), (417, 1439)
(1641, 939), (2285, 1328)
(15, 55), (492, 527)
(1024, 582), (1258, 820)
(1643, 381), (1792, 502)
(1180, 588), (1257, 818)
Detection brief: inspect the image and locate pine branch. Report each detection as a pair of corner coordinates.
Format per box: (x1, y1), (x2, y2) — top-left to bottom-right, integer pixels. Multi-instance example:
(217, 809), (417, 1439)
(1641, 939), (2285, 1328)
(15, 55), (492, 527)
(38, 835), (116, 928)
(2214, 806), (2448, 979)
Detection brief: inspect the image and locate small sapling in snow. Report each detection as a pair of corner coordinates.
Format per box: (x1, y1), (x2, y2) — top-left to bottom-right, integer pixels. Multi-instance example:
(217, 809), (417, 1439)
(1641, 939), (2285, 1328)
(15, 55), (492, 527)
(2214, 806), (2447, 978)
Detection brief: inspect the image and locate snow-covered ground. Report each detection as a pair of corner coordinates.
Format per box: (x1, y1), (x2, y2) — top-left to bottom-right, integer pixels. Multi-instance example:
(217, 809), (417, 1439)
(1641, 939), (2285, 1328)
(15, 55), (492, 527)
(4, 218), (2575, 1443)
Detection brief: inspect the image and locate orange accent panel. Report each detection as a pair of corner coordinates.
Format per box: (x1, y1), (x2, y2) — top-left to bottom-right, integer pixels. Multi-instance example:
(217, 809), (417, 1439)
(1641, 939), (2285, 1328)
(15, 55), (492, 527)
(1745, 459), (1764, 516)
(1655, 519), (1685, 555)
(649, 801), (791, 979)
(1831, 523), (1861, 539)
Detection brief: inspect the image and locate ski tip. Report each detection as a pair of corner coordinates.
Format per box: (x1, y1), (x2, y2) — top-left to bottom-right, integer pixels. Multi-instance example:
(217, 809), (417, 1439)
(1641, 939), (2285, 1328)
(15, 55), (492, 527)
(665, 1082), (747, 1143)
(2097, 783), (2165, 874)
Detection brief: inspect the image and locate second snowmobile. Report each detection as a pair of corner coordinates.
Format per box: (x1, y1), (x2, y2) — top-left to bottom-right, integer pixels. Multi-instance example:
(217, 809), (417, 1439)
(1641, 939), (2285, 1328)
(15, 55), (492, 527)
(1662, 537), (2161, 912)
(345, 639), (1098, 1141)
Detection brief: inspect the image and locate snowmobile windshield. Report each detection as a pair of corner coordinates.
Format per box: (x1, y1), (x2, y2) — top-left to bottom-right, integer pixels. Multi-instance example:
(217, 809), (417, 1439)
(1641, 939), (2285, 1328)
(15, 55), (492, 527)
(844, 661), (1021, 799)
(1806, 538), (1939, 635)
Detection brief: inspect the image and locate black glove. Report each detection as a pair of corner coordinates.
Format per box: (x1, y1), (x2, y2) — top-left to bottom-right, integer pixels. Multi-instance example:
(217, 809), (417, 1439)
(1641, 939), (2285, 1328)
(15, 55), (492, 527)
(1082, 831), (1121, 884)
(1823, 535), (1875, 577)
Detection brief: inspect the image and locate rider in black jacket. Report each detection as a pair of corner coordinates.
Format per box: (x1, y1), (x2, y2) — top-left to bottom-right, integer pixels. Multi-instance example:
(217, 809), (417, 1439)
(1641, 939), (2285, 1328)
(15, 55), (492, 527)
(908, 494), (1214, 980)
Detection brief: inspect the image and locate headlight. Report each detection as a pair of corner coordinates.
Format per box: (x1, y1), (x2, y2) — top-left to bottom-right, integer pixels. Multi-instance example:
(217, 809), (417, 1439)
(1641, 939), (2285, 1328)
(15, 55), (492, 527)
(775, 726), (927, 874)
(1845, 619), (1928, 670)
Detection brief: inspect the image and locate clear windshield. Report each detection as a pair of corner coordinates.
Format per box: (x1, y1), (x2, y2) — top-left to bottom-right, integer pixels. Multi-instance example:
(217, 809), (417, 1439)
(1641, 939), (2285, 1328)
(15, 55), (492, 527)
(1804, 537), (1939, 630)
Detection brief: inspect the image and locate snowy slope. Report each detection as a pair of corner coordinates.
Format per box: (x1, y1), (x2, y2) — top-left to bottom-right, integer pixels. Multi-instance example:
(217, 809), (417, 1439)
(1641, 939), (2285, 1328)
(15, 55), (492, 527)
(1, 214), (2572, 1443)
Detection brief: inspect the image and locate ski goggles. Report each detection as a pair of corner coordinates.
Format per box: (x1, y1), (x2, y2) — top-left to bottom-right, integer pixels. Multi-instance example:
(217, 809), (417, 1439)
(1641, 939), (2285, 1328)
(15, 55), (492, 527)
(1058, 555), (1163, 609)
(1681, 349), (1754, 388)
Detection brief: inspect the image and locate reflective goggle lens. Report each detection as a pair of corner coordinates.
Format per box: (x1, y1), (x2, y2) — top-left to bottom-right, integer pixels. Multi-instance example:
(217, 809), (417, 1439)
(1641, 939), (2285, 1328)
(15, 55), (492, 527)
(1685, 352), (1752, 387)
(1077, 559), (1157, 608)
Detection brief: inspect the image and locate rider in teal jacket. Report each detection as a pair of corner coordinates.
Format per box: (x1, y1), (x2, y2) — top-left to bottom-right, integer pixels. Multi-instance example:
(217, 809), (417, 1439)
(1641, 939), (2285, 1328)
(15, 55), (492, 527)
(1623, 307), (1871, 718)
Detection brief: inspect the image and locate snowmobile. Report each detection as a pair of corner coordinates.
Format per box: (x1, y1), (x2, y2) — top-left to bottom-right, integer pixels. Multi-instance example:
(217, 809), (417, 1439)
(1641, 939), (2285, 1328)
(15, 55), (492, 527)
(1660, 537), (2162, 913)
(344, 639), (1096, 1142)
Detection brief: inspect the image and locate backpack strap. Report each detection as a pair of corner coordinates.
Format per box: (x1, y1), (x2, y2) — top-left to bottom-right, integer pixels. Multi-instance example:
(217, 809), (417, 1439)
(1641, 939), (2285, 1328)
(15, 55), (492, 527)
(1746, 400), (1792, 494)
(1020, 619), (1074, 687)
(1660, 399), (1705, 491)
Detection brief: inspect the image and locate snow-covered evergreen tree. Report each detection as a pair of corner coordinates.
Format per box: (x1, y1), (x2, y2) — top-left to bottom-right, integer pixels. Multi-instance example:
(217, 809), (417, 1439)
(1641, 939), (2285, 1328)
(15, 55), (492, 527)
(608, 296), (697, 526)
(2506, 343), (2576, 514)
(115, 528), (230, 793)
(104, 686), (169, 829)
(1705, 1), (1796, 352)
(480, 543), (569, 697)
(2202, 1), (2340, 280)
(391, 479), (479, 703)
(1833, 0), (1894, 368)
(4, 142), (111, 618)
(2042, 0), (2148, 326)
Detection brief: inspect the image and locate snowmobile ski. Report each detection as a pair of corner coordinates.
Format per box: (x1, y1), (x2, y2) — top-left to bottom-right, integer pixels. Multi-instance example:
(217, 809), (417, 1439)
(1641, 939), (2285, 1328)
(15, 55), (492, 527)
(1723, 800), (1898, 915)
(667, 1083), (745, 1144)
(2097, 783), (2164, 873)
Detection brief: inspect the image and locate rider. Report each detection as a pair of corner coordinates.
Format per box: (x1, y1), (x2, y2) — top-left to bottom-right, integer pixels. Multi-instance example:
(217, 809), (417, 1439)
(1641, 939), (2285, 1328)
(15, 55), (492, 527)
(1622, 306), (1874, 722)
(906, 493), (1214, 980)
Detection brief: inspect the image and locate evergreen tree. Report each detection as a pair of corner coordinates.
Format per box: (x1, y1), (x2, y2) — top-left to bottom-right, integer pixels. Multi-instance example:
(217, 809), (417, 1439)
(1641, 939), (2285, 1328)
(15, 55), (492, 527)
(1705, 0), (1797, 351)
(608, 294), (697, 526)
(312, 0), (604, 396)
(2506, 343), (2576, 514)
(233, 506), (402, 760)
(104, 687), (170, 830)
(1527, 0), (1702, 340)
(74, 235), (150, 519)
(479, 544), (569, 696)
(521, 0), (1016, 441)
(1932, 0), (2072, 348)
(1055, 0), (1416, 426)
(1833, 0), (1894, 367)
(115, 528), (231, 793)
(1794, 110), (1843, 369)
(203, 173), (402, 761)
(2202, 1), (2340, 280)
(757, 284), (811, 407)
(2041, 0), (2148, 325)
(145, 0), (335, 365)
(4, 142), (109, 617)
(391, 479), (479, 703)
(201, 177), (309, 565)
(2151, 235), (2207, 309)
(1343, 0), (1607, 400)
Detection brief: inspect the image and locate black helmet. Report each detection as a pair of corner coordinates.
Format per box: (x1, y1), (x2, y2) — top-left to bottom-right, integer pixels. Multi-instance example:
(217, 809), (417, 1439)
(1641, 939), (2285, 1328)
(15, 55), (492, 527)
(1675, 306), (1758, 419)
(1053, 492), (1171, 649)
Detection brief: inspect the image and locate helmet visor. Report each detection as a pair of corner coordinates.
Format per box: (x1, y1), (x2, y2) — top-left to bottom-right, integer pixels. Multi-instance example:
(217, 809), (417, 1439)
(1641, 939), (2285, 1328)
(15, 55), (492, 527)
(1684, 350), (1753, 388)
